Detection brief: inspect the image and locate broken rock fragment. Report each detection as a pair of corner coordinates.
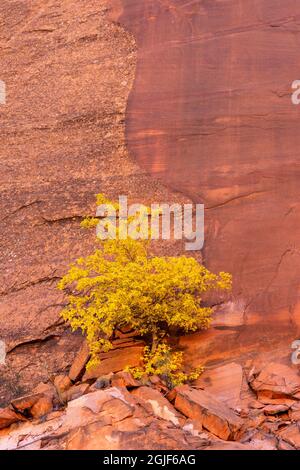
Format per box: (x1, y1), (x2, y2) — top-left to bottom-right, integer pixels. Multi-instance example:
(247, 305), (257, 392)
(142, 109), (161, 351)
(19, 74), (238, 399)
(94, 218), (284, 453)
(174, 386), (243, 440)
(195, 362), (243, 409)
(131, 386), (184, 426)
(0, 407), (23, 430)
(251, 363), (300, 399)
(68, 341), (90, 382)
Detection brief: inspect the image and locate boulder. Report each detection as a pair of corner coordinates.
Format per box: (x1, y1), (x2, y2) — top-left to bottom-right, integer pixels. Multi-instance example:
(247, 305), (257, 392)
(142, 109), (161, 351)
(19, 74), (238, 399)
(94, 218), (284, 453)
(30, 396), (53, 419)
(0, 386), (215, 450)
(131, 386), (184, 426)
(278, 424), (300, 449)
(82, 344), (144, 381)
(243, 413), (266, 432)
(263, 404), (290, 416)
(54, 375), (72, 393)
(11, 388), (54, 418)
(0, 407), (23, 430)
(111, 371), (141, 389)
(61, 384), (90, 403)
(251, 363), (300, 399)
(66, 419), (197, 451)
(165, 388), (177, 403)
(33, 382), (56, 398)
(149, 375), (169, 393)
(89, 374), (114, 391)
(174, 387), (244, 440)
(257, 396), (296, 406)
(11, 393), (46, 415)
(195, 362), (243, 409)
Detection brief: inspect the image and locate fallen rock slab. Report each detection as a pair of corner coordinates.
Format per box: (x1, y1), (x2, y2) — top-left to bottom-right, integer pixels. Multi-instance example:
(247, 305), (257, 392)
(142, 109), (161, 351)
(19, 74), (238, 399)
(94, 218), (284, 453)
(82, 344), (144, 381)
(68, 341), (90, 382)
(11, 393), (44, 413)
(111, 371), (141, 389)
(30, 395), (53, 419)
(251, 363), (300, 399)
(61, 384), (90, 403)
(54, 375), (72, 393)
(0, 408), (23, 430)
(0, 386), (212, 450)
(278, 424), (300, 449)
(263, 404), (290, 416)
(195, 362), (243, 409)
(174, 387), (243, 440)
(131, 386), (185, 426)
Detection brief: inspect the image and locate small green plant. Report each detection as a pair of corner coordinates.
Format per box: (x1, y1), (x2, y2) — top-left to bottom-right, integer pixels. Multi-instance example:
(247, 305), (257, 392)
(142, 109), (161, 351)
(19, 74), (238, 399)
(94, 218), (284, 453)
(58, 195), (232, 384)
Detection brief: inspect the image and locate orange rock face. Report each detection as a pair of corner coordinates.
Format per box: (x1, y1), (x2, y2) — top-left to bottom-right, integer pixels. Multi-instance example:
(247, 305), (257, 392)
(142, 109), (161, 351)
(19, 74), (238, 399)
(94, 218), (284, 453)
(195, 362), (244, 409)
(0, 408), (22, 430)
(113, 0), (300, 351)
(250, 362), (300, 399)
(174, 387), (244, 440)
(1, 0), (300, 430)
(0, 0), (188, 405)
(1, 361), (300, 450)
(82, 342), (144, 381)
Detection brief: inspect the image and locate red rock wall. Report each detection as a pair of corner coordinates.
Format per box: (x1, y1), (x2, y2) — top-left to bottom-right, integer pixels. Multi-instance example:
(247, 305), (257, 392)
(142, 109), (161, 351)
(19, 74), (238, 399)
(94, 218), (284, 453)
(1, 0), (300, 406)
(113, 0), (300, 348)
(0, 0), (189, 405)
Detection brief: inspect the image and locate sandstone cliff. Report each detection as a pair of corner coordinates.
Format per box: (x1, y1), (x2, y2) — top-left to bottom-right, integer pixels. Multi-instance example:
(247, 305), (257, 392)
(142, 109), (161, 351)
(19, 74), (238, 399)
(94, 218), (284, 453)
(114, 0), (300, 357)
(0, 0), (189, 405)
(1, 0), (300, 450)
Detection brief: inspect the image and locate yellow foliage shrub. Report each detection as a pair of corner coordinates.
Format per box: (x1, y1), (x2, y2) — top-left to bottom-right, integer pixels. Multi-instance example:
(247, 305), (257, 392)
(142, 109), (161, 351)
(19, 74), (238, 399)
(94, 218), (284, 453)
(58, 195), (232, 384)
(126, 344), (204, 388)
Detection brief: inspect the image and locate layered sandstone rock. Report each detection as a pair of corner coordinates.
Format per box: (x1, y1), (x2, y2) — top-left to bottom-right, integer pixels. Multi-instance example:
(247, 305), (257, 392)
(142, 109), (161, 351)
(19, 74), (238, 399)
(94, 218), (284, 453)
(0, 352), (300, 450)
(195, 362), (244, 409)
(0, 386), (212, 450)
(2, 359), (300, 450)
(1, 0), (300, 438)
(0, 0), (189, 405)
(250, 362), (300, 399)
(174, 387), (244, 440)
(113, 0), (300, 355)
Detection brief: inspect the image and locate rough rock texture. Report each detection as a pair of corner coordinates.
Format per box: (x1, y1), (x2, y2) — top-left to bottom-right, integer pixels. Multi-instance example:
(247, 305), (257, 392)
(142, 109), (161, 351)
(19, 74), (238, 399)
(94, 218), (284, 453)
(0, 386), (216, 450)
(195, 362), (244, 409)
(0, 0), (190, 405)
(250, 362), (300, 399)
(0, 408), (23, 430)
(174, 387), (244, 440)
(2, 0), (300, 448)
(131, 386), (185, 426)
(113, 0), (300, 353)
(2, 358), (300, 450)
(82, 340), (145, 381)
